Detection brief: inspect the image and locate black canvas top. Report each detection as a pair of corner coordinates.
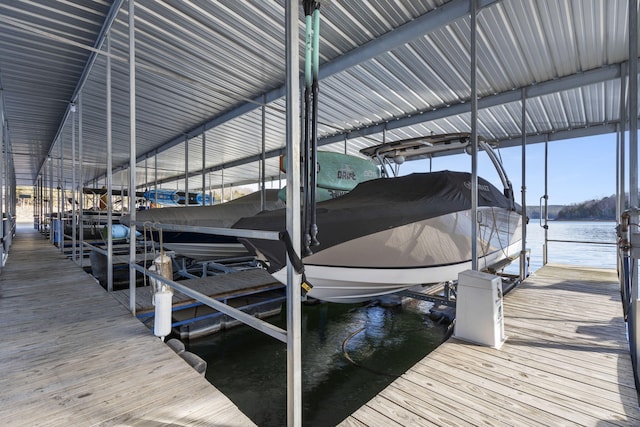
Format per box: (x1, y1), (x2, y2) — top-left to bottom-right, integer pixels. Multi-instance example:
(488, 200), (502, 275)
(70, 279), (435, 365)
(121, 189), (285, 228)
(233, 171), (520, 272)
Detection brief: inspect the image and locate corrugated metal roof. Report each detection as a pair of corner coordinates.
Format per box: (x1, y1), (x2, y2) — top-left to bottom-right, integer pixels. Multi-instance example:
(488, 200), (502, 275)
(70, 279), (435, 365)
(0, 0), (635, 191)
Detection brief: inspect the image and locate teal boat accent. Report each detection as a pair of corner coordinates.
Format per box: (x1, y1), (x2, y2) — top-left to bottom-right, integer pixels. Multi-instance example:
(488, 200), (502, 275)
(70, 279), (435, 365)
(281, 151), (380, 192)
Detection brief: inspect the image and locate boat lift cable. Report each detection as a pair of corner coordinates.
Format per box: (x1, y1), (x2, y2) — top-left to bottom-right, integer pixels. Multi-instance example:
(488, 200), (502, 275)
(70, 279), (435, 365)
(302, 0), (322, 257)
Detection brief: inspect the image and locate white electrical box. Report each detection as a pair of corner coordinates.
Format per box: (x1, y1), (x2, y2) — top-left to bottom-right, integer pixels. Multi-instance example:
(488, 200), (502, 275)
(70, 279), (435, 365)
(454, 269), (505, 349)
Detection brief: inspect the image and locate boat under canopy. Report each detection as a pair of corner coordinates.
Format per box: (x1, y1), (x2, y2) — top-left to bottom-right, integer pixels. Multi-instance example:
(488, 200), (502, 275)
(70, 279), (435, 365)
(120, 190), (285, 260)
(234, 135), (523, 303)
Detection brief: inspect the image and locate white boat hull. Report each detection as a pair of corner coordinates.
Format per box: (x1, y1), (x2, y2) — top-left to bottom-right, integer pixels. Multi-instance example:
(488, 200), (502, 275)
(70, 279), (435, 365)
(271, 208), (522, 303)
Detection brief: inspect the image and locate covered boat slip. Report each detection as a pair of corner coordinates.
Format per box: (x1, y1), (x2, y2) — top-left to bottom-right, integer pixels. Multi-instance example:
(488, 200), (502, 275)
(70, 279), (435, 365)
(340, 264), (640, 426)
(111, 268), (282, 314)
(0, 226), (254, 426)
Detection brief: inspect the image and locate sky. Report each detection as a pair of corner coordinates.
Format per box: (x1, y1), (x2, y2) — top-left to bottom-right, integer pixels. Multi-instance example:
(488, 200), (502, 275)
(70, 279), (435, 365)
(400, 133), (618, 206)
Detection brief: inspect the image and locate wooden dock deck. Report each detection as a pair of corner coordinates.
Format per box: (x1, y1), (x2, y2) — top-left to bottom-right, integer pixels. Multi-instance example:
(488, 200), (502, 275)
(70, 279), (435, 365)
(111, 268), (281, 313)
(340, 264), (640, 426)
(0, 225), (255, 426)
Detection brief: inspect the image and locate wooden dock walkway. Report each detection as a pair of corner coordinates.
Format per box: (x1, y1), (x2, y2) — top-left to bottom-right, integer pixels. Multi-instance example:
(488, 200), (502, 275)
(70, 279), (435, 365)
(0, 225), (255, 426)
(340, 264), (640, 426)
(111, 268), (281, 313)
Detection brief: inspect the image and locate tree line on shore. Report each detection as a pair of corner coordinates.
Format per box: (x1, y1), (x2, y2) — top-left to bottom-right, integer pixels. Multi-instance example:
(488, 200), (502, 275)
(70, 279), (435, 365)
(527, 195), (617, 220)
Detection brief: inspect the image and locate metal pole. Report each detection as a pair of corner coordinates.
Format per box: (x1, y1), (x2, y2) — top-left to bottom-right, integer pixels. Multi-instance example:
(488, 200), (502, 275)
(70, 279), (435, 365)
(71, 103), (77, 263)
(261, 94), (267, 210)
(470, 0), (478, 271)
(107, 32), (114, 292)
(185, 135), (189, 204)
(128, 0), (137, 313)
(0, 89), (4, 259)
(520, 88), (528, 280)
(202, 131), (206, 205)
(59, 137), (63, 253)
(49, 155), (53, 242)
(542, 135), (548, 266)
(154, 153), (158, 205)
(78, 93), (84, 267)
(619, 63), (628, 223)
(628, 0), (639, 381)
(144, 156), (148, 207)
(285, 0), (302, 425)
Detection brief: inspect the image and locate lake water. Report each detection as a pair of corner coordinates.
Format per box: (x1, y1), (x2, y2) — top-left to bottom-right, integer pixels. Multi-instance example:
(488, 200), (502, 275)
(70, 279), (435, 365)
(516, 220), (617, 273)
(186, 220), (618, 426)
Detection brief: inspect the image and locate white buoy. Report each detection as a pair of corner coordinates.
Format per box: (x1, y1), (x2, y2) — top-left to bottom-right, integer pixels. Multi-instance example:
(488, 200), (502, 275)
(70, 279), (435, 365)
(154, 289), (173, 339)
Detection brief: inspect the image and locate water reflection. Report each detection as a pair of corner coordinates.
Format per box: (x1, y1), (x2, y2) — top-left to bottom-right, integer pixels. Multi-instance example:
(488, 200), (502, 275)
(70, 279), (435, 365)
(187, 299), (447, 426)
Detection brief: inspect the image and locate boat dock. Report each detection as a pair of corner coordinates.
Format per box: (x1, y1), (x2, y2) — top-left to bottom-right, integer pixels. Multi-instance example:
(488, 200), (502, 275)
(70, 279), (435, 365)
(2, 226), (639, 425)
(340, 264), (640, 426)
(0, 226), (255, 426)
(111, 268), (282, 313)
(111, 268), (285, 339)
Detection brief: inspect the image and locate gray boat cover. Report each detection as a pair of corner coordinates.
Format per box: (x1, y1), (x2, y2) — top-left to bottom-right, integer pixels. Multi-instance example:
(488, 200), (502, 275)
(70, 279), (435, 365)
(120, 189), (285, 228)
(233, 171), (521, 272)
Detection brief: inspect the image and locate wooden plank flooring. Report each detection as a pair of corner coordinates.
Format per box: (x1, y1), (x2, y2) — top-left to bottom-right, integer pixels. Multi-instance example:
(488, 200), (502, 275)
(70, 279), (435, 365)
(111, 268), (280, 313)
(340, 264), (640, 426)
(0, 225), (255, 426)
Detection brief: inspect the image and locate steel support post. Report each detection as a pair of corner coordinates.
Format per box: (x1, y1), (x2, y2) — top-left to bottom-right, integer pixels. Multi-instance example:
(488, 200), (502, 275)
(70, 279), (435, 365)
(542, 135), (548, 266)
(128, 0), (137, 313)
(520, 89), (528, 280)
(628, 0), (640, 386)
(470, 0), (478, 271)
(107, 33), (114, 292)
(261, 95), (267, 210)
(71, 103), (77, 263)
(185, 135), (189, 201)
(285, 1), (302, 425)
(202, 132), (206, 204)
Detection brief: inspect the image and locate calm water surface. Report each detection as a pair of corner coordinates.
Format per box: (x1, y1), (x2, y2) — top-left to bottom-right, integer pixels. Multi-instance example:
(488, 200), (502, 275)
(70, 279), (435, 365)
(519, 220), (617, 272)
(187, 220), (617, 426)
(187, 300), (448, 426)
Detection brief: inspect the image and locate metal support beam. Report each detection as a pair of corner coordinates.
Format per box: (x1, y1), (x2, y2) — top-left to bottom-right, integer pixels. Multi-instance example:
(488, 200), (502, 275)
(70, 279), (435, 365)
(520, 89), (528, 280)
(628, 0), (640, 386)
(285, 1), (302, 424)
(542, 135), (549, 266)
(128, 0), (137, 314)
(71, 103), (77, 263)
(202, 132), (206, 204)
(78, 93), (84, 267)
(107, 32), (114, 292)
(0, 87), (6, 265)
(102, 0), (501, 181)
(470, 0), (478, 271)
(144, 63), (624, 191)
(40, 0), (126, 181)
(58, 137), (63, 253)
(184, 135), (189, 199)
(261, 95), (267, 210)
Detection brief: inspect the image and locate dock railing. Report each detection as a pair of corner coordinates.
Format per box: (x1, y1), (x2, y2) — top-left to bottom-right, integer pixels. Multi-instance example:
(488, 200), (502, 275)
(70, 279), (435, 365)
(126, 220), (291, 343)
